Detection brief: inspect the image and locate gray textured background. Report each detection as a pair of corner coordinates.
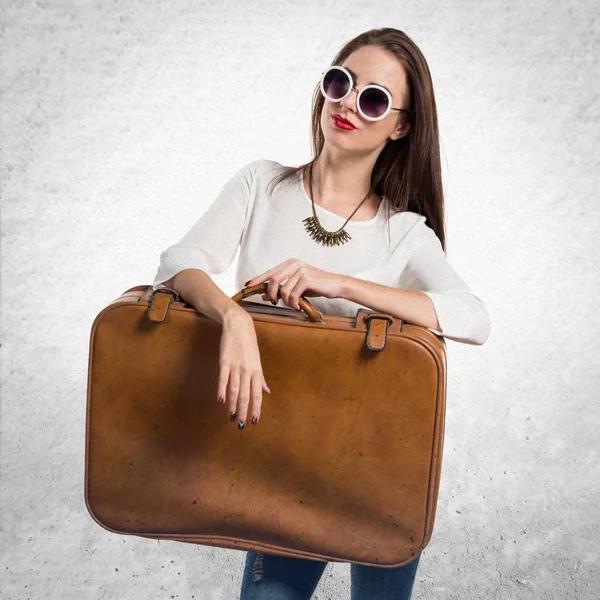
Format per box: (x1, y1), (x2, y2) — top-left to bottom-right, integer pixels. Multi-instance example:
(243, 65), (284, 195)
(2, 1), (599, 598)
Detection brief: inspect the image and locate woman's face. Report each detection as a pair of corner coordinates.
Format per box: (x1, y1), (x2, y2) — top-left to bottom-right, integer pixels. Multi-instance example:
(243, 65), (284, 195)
(320, 45), (411, 153)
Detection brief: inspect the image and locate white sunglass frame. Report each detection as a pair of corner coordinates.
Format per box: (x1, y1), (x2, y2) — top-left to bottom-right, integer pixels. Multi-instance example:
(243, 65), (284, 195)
(319, 65), (410, 122)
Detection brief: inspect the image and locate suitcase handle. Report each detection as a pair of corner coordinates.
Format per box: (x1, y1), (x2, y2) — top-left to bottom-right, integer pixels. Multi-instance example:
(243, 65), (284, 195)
(146, 286), (396, 350)
(146, 285), (323, 323)
(232, 282), (323, 323)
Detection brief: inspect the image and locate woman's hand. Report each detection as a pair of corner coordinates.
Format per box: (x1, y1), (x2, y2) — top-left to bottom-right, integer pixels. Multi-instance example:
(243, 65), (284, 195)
(246, 259), (347, 309)
(218, 311), (271, 429)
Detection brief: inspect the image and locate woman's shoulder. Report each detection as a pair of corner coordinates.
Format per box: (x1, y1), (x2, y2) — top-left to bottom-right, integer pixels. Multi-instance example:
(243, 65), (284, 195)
(234, 157), (289, 178)
(386, 207), (427, 230)
(385, 208), (439, 249)
(222, 158), (275, 195)
(230, 157), (290, 191)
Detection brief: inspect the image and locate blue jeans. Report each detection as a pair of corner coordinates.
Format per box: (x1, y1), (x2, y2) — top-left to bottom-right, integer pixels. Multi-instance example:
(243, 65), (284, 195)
(239, 550), (421, 599)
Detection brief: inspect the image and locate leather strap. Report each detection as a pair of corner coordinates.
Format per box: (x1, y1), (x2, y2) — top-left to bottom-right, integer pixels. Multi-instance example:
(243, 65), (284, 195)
(147, 287), (180, 323)
(364, 313), (394, 352)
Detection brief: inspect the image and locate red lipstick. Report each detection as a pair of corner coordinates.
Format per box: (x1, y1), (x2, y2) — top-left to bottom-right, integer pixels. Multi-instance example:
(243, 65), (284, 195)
(332, 115), (356, 130)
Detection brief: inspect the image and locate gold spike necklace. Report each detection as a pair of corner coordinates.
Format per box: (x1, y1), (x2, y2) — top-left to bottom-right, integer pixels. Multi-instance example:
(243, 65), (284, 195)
(302, 163), (375, 247)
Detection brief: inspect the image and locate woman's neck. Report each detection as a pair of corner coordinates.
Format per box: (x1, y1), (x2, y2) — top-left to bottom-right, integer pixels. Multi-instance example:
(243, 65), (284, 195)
(306, 152), (381, 215)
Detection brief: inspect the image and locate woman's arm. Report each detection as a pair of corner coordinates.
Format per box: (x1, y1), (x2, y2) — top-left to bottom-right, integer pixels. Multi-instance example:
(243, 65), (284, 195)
(339, 278), (442, 331)
(152, 159), (261, 293)
(339, 226), (491, 345)
(165, 268), (250, 326)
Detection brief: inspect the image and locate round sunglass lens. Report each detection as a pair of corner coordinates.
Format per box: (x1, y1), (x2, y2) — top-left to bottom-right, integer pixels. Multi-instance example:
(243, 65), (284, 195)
(323, 69), (350, 100)
(359, 88), (389, 119)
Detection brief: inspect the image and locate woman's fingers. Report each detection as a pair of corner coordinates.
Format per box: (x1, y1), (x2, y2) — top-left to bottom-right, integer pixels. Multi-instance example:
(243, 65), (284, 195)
(235, 368), (251, 429)
(226, 368), (240, 421)
(217, 319), (270, 429)
(262, 293), (279, 306)
(217, 364), (230, 406)
(263, 375), (272, 395)
(236, 372), (267, 428)
(220, 367), (268, 428)
(249, 373), (262, 426)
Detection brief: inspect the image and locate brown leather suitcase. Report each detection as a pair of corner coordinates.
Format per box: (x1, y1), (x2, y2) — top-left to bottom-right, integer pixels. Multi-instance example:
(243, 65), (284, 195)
(85, 283), (447, 567)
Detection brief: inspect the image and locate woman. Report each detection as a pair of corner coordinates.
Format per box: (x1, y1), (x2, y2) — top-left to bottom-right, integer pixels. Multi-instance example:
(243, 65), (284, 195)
(153, 27), (490, 600)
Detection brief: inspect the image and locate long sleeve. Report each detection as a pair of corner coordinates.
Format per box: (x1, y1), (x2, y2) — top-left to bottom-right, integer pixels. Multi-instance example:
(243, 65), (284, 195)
(152, 159), (261, 290)
(397, 220), (491, 345)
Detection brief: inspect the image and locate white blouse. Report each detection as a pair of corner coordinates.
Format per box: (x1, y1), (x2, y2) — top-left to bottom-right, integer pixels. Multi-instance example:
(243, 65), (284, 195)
(153, 158), (491, 345)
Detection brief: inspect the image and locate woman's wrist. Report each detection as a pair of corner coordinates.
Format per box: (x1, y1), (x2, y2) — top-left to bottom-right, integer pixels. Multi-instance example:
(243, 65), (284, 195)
(222, 303), (253, 328)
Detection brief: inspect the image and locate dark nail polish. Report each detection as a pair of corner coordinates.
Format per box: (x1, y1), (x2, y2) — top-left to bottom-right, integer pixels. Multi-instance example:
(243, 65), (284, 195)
(229, 411), (236, 421)
(238, 420), (245, 430)
(251, 416), (258, 425)
(218, 396), (224, 404)
(245, 280), (251, 285)
(271, 300), (277, 305)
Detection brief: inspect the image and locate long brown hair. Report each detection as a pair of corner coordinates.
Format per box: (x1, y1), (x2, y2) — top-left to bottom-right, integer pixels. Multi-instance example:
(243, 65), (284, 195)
(266, 27), (447, 252)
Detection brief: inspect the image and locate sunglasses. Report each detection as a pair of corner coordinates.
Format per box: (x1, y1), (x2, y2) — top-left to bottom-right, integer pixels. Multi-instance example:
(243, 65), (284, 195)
(320, 65), (411, 122)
